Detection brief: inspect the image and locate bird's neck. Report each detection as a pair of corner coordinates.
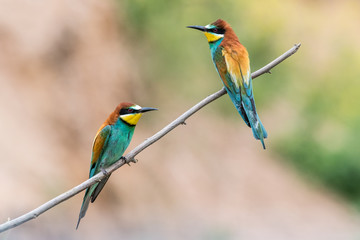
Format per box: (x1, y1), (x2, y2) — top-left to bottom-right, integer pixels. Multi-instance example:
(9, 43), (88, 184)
(208, 38), (223, 56)
(117, 118), (136, 129)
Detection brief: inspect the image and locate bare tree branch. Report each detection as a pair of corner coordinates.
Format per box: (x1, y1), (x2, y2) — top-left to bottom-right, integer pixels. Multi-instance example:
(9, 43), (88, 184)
(0, 43), (301, 233)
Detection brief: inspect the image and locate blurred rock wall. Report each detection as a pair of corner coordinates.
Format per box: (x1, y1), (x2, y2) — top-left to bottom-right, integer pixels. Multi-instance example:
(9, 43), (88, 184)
(0, 0), (136, 210)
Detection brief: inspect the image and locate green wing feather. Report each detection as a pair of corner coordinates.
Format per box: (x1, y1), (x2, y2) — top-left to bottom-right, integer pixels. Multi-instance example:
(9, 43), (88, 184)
(89, 125), (111, 177)
(76, 125), (111, 229)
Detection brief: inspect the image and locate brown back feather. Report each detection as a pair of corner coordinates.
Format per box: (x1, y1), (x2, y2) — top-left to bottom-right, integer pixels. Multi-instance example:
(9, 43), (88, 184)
(212, 19), (244, 50)
(212, 19), (249, 65)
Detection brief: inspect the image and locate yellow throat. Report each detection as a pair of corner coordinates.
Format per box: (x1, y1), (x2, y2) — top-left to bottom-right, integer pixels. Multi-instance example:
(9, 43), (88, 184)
(120, 113), (142, 126)
(204, 32), (223, 43)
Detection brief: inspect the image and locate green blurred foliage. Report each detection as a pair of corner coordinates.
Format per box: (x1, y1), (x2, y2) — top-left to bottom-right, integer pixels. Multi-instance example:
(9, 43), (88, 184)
(118, 0), (287, 112)
(277, 45), (360, 204)
(117, 0), (360, 205)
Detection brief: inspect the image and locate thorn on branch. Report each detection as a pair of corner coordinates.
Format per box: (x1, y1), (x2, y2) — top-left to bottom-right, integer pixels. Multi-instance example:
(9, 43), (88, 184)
(130, 158), (138, 164)
(127, 158), (138, 166)
(267, 70), (272, 74)
(181, 121), (186, 125)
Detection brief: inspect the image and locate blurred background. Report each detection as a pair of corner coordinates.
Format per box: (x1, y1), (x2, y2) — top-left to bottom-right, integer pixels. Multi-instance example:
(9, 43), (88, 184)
(1, 0), (360, 239)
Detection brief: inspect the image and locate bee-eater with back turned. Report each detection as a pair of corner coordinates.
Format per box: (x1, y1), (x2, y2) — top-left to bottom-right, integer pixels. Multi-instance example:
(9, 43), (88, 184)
(187, 19), (267, 149)
(76, 102), (157, 229)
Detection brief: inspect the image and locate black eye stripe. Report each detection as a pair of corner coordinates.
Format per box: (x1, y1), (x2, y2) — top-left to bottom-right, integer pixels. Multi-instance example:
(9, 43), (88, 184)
(209, 28), (225, 34)
(119, 109), (127, 115)
(120, 108), (138, 115)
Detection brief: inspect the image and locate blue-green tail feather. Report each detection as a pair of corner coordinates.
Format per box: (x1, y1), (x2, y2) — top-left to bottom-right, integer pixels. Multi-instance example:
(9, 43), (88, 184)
(76, 183), (98, 230)
(226, 89), (267, 149)
(250, 116), (267, 149)
(224, 86), (251, 127)
(76, 175), (111, 229)
(242, 97), (267, 149)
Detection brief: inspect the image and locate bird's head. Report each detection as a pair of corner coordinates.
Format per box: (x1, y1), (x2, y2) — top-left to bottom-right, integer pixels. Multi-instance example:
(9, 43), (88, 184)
(112, 102), (157, 126)
(187, 19), (228, 43)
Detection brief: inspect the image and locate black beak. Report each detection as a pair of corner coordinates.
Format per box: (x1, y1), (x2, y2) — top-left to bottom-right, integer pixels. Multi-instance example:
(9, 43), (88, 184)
(139, 107), (158, 113)
(187, 25), (206, 32)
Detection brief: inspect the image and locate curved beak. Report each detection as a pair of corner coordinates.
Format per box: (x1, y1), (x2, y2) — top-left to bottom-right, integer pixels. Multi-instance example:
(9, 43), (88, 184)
(139, 107), (158, 113)
(187, 25), (206, 32)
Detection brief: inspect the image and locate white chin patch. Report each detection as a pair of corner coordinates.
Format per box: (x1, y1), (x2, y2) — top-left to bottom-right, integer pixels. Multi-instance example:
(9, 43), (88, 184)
(214, 33), (224, 38)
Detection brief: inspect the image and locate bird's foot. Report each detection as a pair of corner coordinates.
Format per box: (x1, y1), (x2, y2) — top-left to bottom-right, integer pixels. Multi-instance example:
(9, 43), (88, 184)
(100, 168), (109, 177)
(121, 156), (137, 166)
(120, 156), (128, 165)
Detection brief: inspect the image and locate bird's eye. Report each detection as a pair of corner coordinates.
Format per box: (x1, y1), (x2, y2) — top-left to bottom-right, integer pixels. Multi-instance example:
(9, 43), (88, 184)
(128, 108), (133, 113)
(213, 28), (218, 33)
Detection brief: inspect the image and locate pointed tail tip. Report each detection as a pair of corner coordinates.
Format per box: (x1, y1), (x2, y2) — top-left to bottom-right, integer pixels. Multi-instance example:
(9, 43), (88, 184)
(260, 139), (266, 150)
(76, 217), (82, 230)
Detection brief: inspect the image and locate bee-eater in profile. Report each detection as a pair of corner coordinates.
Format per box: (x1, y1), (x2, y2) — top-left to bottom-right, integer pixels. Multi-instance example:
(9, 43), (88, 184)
(76, 102), (157, 229)
(187, 19), (267, 149)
